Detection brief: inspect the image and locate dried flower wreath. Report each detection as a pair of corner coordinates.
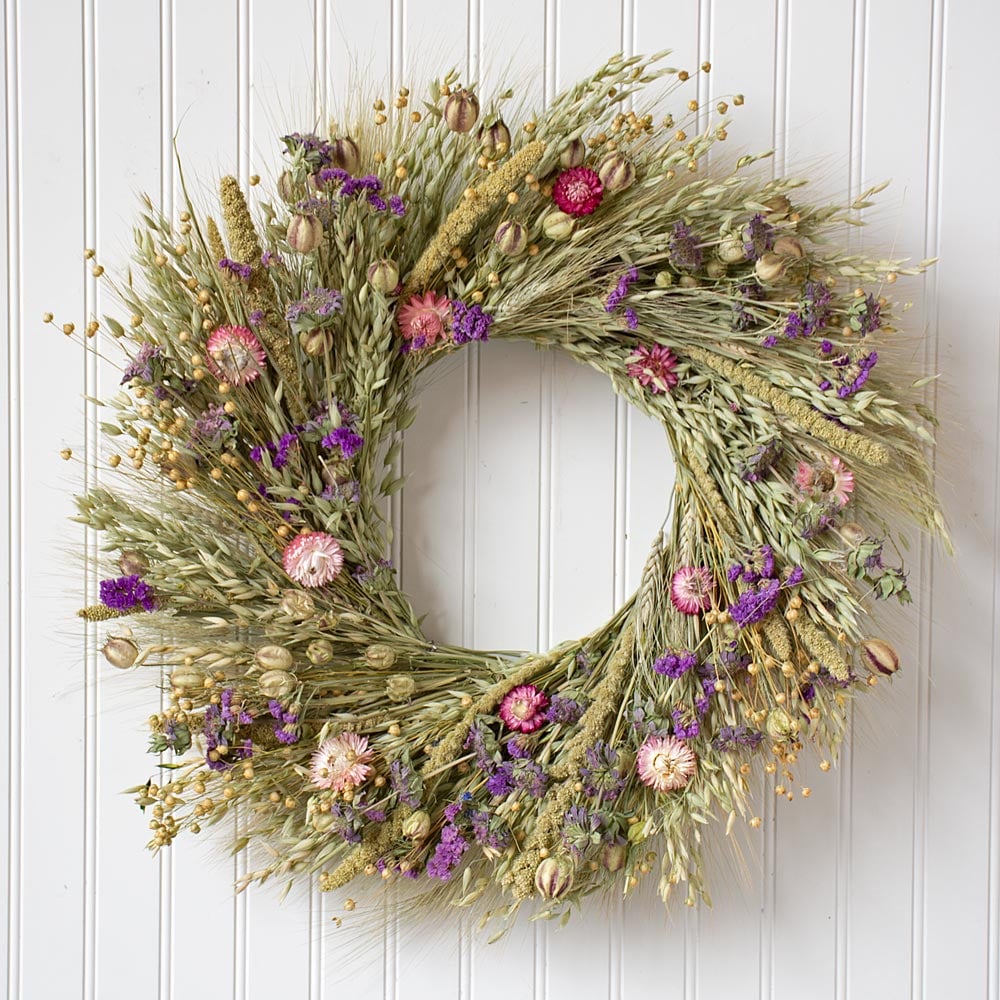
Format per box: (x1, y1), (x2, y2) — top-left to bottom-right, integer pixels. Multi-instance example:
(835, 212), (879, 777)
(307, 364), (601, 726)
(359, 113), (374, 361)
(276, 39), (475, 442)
(64, 52), (946, 926)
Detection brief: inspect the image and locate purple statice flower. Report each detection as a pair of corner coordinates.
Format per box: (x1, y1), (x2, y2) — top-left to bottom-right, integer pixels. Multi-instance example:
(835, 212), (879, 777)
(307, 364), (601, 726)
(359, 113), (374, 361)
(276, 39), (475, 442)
(188, 404), (232, 450)
(653, 649), (699, 679)
(820, 339), (833, 354)
(671, 706), (700, 740)
(249, 431), (299, 469)
(389, 758), (422, 808)
(604, 266), (639, 312)
(712, 725), (764, 752)
(388, 194), (406, 216)
(450, 300), (493, 345)
(731, 544), (776, 584)
(743, 213), (775, 260)
(218, 258), (253, 281)
(830, 350), (879, 398)
(367, 193), (388, 212)
(732, 280), (766, 331)
(761, 334), (778, 348)
(668, 221), (702, 271)
(426, 823), (468, 880)
(544, 696), (586, 725)
(624, 308), (639, 330)
(850, 292), (882, 335)
(467, 806), (510, 852)
(340, 174), (383, 199)
(738, 437), (783, 483)
(485, 764), (515, 797)
(261, 250), (282, 268)
(120, 342), (163, 384)
(486, 755), (547, 798)
(284, 287), (343, 324)
(579, 741), (625, 802)
(100, 575), (156, 612)
(315, 166), (350, 186)
(248, 309), (265, 327)
(561, 804), (603, 859)
(321, 425), (364, 459)
(728, 577), (782, 629)
(267, 698), (300, 745)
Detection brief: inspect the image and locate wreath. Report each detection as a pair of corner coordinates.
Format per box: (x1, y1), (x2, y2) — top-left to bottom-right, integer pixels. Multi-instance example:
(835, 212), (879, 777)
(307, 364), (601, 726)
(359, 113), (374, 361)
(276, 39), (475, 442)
(67, 53), (947, 923)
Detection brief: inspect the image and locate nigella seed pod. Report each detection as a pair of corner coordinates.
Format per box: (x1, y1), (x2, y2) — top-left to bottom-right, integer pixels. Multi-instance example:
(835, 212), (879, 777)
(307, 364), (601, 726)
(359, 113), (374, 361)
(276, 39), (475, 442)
(559, 139), (587, 168)
(279, 589), (316, 619)
(542, 210), (575, 241)
(385, 674), (416, 702)
(764, 194), (792, 216)
(601, 842), (627, 872)
(170, 664), (205, 690)
(329, 135), (361, 174)
(773, 236), (804, 258)
(705, 260), (728, 279)
(286, 213), (324, 253)
(717, 234), (746, 264)
(402, 809), (431, 840)
(534, 857), (574, 900)
(255, 644), (294, 672)
(597, 151), (635, 193)
(862, 638), (900, 676)
(102, 635), (139, 669)
(367, 259), (400, 295)
(277, 170), (298, 204)
(443, 89), (480, 133)
(299, 328), (334, 357)
(754, 252), (785, 284)
(494, 220), (528, 257)
(479, 117), (511, 159)
(654, 270), (674, 288)
(839, 522), (868, 547)
(118, 549), (149, 576)
(311, 810), (336, 833)
(307, 639), (334, 665)
(258, 669), (297, 699)
(364, 643), (397, 670)
(765, 707), (798, 742)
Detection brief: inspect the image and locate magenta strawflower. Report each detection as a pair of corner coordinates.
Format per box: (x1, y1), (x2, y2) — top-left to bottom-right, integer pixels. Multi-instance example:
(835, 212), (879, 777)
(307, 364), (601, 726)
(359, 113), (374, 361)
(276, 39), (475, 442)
(310, 733), (373, 790)
(552, 167), (603, 217)
(627, 344), (679, 393)
(670, 566), (713, 615)
(282, 531), (344, 587)
(204, 324), (267, 386)
(499, 685), (549, 733)
(636, 734), (697, 792)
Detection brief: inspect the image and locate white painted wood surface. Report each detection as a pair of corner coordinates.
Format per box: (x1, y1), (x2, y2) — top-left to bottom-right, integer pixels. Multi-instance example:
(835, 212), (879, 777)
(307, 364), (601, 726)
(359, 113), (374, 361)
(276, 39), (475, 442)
(2, 1), (998, 997)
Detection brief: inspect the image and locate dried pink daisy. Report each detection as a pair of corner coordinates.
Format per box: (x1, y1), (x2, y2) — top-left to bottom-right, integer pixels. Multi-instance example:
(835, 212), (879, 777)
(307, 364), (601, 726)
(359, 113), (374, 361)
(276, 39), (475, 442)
(627, 344), (679, 394)
(282, 531), (344, 587)
(795, 455), (854, 507)
(309, 733), (374, 791)
(499, 684), (549, 733)
(552, 167), (604, 217)
(670, 566), (713, 615)
(396, 291), (452, 347)
(204, 324), (267, 386)
(636, 734), (697, 792)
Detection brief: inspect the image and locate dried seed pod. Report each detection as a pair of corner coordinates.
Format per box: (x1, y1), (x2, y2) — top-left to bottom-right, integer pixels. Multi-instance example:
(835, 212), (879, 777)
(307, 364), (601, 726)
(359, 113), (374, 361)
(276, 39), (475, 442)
(597, 151), (635, 193)
(118, 549), (149, 576)
(444, 89), (480, 133)
(329, 135), (361, 174)
(494, 220), (528, 257)
(255, 644), (294, 672)
(559, 139), (586, 168)
(258, 669), (297, 699)
(367, 259), (400, 294)
(534, 857), (574, 900)
(102, 636), (139, 669)
(542, 210), (575, 241)
(862, 638), (900, 676)
(286, 213), (324, 253)
(479, 117), (511, 159)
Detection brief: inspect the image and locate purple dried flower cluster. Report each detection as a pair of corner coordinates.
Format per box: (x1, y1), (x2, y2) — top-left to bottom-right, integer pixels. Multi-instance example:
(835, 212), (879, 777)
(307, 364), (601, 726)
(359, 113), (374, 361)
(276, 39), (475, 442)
(313, 168), (407, 216)
(450, 300), (493, 344)
(822, 350), (878, 398)
(426, 820), (468, 880)
(579, 741), (625, 801)
(671, 705), (700, 739)
(604, 266), (639, 313)
(764, 280), (833, 347)
(320, 479), (361, 503)
(218, 258), (252, 281)
(100, 574), (156, 612)
(653, 649), (699, 679)
(284, 287), (343, 324)
(281, 132), (337, 170)
(267, 699), (300, 745)
(743, 214), (775, 260)
(321, 425), (364, 459)
(188, 404), (232, 450)
(738, 437), (783, 482)
(388, 758), (422, 809)
(202, 688), (253, 772)
(727, 544), (776, 584)
(561, 804), (605, 859)
(726, 548), (804, 629)
(120, 342), (163, 384)
(544, 695), (586, 724)
(250, 431), (298, 469)
(712, 726), (764, 752)
(668, 222), (702, 271)
(732, 281), (766, 331)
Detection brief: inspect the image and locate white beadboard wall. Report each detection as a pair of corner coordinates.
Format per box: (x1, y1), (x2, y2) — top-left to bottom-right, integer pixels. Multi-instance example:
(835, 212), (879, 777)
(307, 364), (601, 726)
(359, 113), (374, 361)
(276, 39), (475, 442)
(2, 1), (998, 998)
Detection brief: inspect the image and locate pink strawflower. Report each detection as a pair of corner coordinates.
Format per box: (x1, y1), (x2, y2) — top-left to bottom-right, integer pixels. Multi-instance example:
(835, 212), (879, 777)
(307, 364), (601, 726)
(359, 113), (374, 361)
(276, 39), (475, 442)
(795, 455), (854, 507)
(282, 531), (344, 587)
(499, 685), (549, 733)
(397, 291), (452, 346)
(627, 344), (679, 394)
(670, 566), (713, 615)
(204, 324), (267, 385)
(552, 167), (604, 217)
(310, 733), (374, 790)
(636, 734), (697, 792)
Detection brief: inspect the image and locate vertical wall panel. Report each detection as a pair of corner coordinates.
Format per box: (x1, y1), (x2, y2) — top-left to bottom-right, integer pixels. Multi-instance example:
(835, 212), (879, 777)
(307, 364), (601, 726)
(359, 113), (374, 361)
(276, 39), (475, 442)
(4, 2), (999, 998)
